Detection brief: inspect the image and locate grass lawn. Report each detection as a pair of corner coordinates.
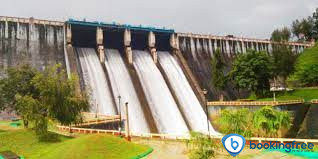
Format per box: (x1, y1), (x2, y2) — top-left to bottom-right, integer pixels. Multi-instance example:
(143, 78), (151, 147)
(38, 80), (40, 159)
(256, 88), (318, 102)
(0, 128), (150, 159)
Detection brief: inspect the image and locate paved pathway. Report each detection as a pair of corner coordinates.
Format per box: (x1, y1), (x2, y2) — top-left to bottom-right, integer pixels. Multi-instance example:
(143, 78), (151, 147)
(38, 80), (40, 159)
(133, 138), (306, 159)
(133, 139), (188, 159)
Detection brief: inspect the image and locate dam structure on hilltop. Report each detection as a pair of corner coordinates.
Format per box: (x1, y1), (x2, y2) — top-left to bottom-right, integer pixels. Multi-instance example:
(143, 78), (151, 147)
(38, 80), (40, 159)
(0, 16), (313, 136)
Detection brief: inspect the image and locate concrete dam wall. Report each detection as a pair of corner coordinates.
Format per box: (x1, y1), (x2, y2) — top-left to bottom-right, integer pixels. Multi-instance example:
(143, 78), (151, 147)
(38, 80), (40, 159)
(0, 16), (312, 136)
(0, 17), (66, 77)
(178, 34), (311, 99)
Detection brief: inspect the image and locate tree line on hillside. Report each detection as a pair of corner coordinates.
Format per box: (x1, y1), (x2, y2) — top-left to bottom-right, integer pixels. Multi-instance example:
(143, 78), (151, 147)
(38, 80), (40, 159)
(292, 8), (318, 42)
(0, 64), (89, 141)
(211, 48), (286, 98)
(211, 8), (318, 99)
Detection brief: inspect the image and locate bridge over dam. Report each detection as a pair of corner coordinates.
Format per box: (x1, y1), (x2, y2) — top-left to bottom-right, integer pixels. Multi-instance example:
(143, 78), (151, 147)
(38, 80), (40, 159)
(0, 16), (314, 136)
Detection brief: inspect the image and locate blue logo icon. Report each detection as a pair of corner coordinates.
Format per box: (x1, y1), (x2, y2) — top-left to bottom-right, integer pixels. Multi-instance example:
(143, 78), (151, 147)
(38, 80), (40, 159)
(222, 134), (246, 157)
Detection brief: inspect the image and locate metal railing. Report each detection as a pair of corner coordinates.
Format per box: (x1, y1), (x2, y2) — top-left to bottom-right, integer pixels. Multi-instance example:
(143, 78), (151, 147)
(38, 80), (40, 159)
(78, 112), (120, 126)
(177, 32), (313, 47)
(311, 99), (318, 104)
(57, 125), (318, 144)
(207, 99), (304, 106)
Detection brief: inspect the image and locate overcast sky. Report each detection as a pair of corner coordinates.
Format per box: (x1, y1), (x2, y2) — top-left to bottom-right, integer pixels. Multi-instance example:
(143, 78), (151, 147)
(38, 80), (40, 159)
(1, 0), (317, 39)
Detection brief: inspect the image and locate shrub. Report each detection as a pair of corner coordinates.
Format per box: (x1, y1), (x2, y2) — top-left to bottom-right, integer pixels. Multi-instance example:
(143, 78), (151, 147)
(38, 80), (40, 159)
(296, 64), (318, 86)
(187, 132), (219, 159)
(216, 108), (253, 137)
(253, 106), (292, 137)
(216, 107), (292, 138)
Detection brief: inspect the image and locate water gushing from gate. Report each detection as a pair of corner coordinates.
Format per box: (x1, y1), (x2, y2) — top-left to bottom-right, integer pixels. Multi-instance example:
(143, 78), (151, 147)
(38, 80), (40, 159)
(76, 47), (117, 115)
(104, 49), (150, 134)
(158, 51), (218, 135)
(132, 50), (189, 134)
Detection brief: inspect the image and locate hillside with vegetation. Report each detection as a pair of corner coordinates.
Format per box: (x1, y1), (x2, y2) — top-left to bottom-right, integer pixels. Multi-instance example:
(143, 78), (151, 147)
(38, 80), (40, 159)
(289, 43), (318, 87)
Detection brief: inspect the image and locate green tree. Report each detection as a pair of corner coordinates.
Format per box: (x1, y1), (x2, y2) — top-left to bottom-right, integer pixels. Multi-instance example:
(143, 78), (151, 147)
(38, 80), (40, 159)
(15, 95), (48, 137)
(216, 108), (253, 137)
(271, 28), (298, 87)
(230, 50), (273, 97)
(211, 49), (227, 101)
(0, 64), (39, 127)
(253, 106), (291, 137)
(32, 64), (89, 128)
(0, 64), (89, 140)
(313, 8), (318, 40)
(271, 27), (291, 42)
(291, 8), (318, 41)
(0, 65), (38, 110)
(292, 17), (315, 41)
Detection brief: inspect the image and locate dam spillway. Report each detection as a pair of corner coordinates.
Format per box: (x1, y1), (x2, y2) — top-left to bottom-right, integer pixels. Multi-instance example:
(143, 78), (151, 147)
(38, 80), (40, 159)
(0, 16), (313, 136)
(76, 47), (117, 115)
(104, 48), (150, 134)
(132, 50), (189, 134)
(157, 51), (217, 134)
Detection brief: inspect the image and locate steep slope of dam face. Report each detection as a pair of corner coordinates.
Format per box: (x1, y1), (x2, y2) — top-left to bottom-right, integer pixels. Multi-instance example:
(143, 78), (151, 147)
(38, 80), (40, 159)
(104, 49), (150, 134)
(132, 50), (189, 134)
(157, 51), (218, 135)
(0, 21), (65, 77)
(75, 47), (117, 115)
(179, 37), (238, 100)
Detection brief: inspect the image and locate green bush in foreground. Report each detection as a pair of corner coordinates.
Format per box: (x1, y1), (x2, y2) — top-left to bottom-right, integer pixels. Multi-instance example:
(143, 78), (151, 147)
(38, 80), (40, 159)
(216, 109), (253, 137)
(216, 107), (292, 138)
(253, 106), (291, 137)
(187, 132), (219, 159)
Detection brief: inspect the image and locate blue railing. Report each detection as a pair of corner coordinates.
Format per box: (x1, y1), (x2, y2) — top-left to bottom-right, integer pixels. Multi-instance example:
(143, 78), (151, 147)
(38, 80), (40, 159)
(67, 19), (174, 33)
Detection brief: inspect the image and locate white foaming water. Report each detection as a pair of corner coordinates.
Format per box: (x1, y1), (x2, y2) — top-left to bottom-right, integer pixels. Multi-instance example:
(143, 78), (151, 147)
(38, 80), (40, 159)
(76, 47), (117, 115)
(203, 39), (208, 54)
(208, 39), (214, 57)
(158, 51), (218, 135)
(196, 39), (202, 54)
(133, 50), (189, 134)
(104, 49), (150, 134)
(190, 38), (197, 61)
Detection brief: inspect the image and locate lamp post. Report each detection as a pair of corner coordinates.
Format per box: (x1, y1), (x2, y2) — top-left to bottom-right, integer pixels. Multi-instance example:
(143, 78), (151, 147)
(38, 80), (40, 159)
(203, 88), (210, 138)
(95, 99), (98, 118)
(118, 95), (122, 136)
(125, 102), (131, 141)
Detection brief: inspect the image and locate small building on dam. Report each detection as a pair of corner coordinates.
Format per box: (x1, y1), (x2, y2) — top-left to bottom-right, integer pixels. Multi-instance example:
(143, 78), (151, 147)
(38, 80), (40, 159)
(0, 16), (314, 137)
